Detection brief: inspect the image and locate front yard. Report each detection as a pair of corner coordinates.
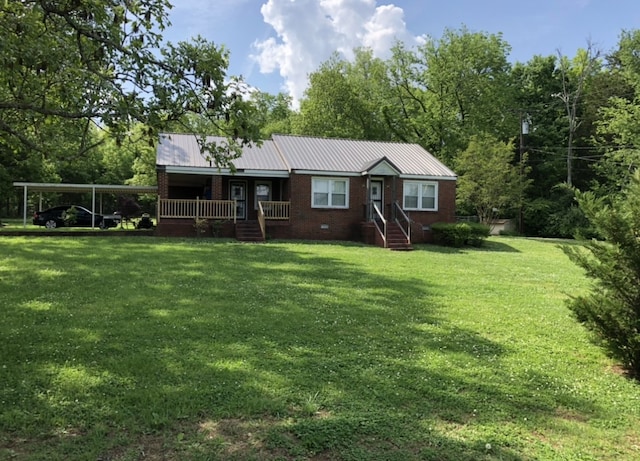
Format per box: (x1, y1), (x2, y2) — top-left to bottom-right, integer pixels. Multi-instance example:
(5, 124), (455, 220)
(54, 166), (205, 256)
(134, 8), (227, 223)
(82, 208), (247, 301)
(0, 236), (638, 460)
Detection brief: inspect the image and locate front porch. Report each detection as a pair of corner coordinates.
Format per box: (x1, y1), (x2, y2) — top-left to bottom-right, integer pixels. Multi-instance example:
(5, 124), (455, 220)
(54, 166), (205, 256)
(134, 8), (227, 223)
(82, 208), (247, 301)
(156, 198), (291, 240)
(156, 197), (413, 249)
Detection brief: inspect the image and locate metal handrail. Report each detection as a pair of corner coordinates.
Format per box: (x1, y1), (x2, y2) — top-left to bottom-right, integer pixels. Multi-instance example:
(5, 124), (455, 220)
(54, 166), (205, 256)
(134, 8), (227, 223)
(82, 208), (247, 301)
(371, 203), (387, 248)
(394, 201), (411, 244)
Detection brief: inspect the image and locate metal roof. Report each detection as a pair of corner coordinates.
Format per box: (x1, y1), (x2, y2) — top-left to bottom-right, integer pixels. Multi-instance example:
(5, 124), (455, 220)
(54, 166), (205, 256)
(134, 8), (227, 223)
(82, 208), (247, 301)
(13, 182), (157, 194)
(157, 133), (289, 172)
(272, 135), (456, 178)
(156, 133), (456, 179)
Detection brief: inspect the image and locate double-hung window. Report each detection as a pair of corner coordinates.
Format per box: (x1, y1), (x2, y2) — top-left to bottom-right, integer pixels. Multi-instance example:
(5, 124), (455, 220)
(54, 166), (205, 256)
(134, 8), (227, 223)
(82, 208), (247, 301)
(312, 178), (349, 208)
(403, 181), (438, 211)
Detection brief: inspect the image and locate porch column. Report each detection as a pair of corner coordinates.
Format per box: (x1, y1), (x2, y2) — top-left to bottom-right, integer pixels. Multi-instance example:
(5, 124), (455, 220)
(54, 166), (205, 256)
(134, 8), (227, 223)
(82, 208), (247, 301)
(392, 176), (397, 220)
(365, 176), (371, 221)
(212, 175), (223, 200)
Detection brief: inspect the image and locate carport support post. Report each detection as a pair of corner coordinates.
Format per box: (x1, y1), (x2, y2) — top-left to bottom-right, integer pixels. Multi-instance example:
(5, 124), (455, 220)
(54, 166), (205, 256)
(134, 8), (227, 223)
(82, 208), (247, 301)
(22, 185), (28, 227)
(92, 186), (96, 228)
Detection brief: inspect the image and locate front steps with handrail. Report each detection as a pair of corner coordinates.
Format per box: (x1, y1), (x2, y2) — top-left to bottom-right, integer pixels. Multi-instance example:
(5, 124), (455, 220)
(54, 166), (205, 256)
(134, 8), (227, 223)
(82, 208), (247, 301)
(385, 222), (413, 251)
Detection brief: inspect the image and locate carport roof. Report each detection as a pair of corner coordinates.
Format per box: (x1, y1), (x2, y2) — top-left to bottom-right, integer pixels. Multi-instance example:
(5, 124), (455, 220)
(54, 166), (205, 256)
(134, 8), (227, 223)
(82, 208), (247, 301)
(13, 182), (158, 194)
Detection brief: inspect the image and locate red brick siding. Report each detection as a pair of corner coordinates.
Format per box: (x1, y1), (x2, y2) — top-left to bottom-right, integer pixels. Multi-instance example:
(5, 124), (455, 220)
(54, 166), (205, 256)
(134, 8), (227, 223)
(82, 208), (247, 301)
(212, 175), (223, 200)
(396, 179), (456, 243)
(157, 170), (169, 199)
(156, 218), (235, 238)
(158, 171), (456, 243)
(287, 174), (368, 241)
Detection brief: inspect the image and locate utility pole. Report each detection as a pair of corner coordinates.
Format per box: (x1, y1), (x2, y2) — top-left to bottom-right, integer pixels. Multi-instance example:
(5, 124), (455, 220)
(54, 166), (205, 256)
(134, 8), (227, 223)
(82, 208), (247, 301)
(519, 112), (529, 234)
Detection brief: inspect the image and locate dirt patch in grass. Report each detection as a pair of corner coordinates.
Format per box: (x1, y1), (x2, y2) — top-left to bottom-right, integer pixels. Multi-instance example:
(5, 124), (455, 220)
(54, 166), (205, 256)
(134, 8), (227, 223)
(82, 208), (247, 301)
(554, 406), (589, 423)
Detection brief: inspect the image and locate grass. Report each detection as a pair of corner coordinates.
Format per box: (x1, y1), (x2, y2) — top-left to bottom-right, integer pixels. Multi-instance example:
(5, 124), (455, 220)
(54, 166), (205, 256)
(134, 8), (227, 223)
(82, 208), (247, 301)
(0, 236), (638, 460)
(0, 218), (150, 233)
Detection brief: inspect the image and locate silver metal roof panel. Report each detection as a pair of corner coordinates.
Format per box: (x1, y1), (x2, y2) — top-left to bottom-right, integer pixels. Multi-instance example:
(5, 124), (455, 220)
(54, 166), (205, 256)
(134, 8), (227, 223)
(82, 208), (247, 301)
(157, 133), (288, 172)
(271, 135), (456, 177)
(157, 133), (456, 178)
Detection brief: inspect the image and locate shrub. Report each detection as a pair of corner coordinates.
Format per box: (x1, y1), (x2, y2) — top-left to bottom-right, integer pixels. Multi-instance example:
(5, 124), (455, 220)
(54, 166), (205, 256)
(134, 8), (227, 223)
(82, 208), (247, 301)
(432, 222), (490, 247)
(193, 218), (209, 237)
(63, 206), (78, 226)
(563, 171), (640, 378)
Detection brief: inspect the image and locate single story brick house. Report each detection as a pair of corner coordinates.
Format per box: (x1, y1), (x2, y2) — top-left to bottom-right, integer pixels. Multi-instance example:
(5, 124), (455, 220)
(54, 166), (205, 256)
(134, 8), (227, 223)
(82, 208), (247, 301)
(156, 133), (457, 248)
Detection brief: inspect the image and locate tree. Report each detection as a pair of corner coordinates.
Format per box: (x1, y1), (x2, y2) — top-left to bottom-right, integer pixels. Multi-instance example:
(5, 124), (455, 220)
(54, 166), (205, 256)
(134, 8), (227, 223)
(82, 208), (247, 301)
(0, 1), (261, 175)
(251, 91), (294, 138)
(456, 133), (530, 225)
(563, 171), (640, 377)
(555, 44), (601, 186)
(593, 30), (640, 196)
(388, 28), (514, 164)
(295, 49), (394, 140)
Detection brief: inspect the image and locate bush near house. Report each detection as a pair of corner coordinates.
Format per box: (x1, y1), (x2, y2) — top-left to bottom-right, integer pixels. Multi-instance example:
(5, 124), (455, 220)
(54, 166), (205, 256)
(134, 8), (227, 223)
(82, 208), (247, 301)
(431, 222), (490, 247)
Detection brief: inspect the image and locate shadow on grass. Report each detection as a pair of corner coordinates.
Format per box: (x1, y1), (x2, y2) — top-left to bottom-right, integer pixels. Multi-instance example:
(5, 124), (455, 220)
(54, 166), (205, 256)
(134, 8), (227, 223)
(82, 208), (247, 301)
(0, 237), (607, 460)
(415, 239), (521, 254)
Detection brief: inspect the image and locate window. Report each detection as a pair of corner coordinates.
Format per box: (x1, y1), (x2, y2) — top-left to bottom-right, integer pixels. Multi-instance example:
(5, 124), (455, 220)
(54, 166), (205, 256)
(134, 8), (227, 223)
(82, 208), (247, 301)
(312, 178), (349, 208)
(255, 181), (271, 209)
(403, 181), (438, 211)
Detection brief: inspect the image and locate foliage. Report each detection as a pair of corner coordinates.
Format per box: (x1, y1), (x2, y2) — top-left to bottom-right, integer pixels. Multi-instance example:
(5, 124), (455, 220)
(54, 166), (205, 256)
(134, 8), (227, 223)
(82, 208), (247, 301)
(555, 45), (602, 186)
(251, 91), (295, 138)
(593, 30), (640, 197)
(563, 171), (640, 376)
(0, 0), (262, 192)
(295, 49), (394, 140)
(510, 56), (567, 194)
(62, 206), (77, 226)
(387, 28), (514, 163)
(524, 184), (598, 238)
(1, 237), (639, 460)
(431, 222), (490, 247)
(193, 217), (209, 236)
(456, 133), (530, 224)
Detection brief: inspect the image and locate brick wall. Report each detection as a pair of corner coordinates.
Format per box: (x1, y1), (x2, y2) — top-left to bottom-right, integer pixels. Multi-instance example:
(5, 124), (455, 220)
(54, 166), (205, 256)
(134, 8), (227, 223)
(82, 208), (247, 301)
(157, 170), (169, 199)
(287, 174), (368, 241)
(156, 171), (457, 244)
(212, 175), (223, 200)
(399, 179), (456, 243)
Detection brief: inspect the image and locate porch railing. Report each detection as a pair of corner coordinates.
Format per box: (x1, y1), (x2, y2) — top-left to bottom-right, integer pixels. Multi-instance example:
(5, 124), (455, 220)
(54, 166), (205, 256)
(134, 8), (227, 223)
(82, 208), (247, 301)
(257, 202), (266, 241)
(394, 201), (411, 244)
(259, 201), (290, 220)
(158, 199), (290, 224)
(371, 203), (387, 248)
(158, 198), (237, 223)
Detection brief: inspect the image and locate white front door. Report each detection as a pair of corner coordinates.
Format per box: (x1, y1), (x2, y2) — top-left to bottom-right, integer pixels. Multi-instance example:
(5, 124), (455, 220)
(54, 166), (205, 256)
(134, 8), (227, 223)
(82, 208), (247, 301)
(230, 181), (246, 219)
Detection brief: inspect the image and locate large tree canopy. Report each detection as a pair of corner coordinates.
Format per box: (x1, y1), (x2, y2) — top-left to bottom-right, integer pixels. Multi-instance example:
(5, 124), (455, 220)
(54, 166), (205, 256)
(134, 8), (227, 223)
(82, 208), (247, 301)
(0, 0), (260, 173)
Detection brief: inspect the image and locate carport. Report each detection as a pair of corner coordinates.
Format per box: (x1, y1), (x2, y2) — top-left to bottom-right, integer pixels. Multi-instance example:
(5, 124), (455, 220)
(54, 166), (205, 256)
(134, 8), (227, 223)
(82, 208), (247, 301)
(13, 182), (158, 228)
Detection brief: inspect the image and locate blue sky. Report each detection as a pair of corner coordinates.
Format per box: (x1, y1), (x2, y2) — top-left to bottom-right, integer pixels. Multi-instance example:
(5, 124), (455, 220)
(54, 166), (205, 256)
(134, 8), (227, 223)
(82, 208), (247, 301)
(162, 0), (640, 105)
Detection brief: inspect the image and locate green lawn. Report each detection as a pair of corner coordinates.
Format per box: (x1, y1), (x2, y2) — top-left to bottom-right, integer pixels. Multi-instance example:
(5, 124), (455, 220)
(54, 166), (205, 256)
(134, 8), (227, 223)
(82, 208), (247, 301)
(0, 236), (638, 460)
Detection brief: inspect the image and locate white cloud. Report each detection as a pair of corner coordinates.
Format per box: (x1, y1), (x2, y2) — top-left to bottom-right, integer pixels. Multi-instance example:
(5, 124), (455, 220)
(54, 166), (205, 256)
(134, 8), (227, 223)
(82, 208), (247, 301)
(251, 0), (421, 106)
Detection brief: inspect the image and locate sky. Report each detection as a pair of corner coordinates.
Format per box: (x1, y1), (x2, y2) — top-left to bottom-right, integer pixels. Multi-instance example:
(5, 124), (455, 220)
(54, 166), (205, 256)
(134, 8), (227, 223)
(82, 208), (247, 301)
(162, 0), (640, 106)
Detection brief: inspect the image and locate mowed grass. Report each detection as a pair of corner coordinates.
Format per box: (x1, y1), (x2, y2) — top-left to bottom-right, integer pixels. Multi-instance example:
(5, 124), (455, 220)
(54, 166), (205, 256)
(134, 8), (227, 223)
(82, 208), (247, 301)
(0, 236), (638, 460)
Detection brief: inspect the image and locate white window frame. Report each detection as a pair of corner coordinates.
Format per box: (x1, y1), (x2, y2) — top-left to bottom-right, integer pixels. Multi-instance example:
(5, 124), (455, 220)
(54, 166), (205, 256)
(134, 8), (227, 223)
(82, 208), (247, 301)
(312, 177), (349, 209)
(403, 180), (438, 211)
